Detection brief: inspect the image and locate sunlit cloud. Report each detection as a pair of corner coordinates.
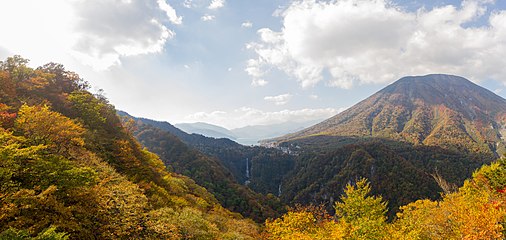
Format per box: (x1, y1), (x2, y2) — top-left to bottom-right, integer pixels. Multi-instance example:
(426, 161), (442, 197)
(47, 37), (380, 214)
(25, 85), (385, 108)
(208, 0), (225, 9)
(183, 0), (193, 8)
(241, 21), (253, 28)
(264, 94), (292, 105)
(157, 0), (183, 24)
(0, 0), (181, 70)
(246, 0), (506, 88)
(201, 14), (216, 21)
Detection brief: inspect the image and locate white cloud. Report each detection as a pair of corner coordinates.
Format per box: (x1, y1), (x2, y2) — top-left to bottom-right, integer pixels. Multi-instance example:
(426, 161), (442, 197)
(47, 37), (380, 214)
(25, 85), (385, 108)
(201, 14), (216, 21)
(264, 94), (293, 105)
(309, 94), (319, 100)
(246, 0), (506, 88)
(0, 0), (181, 70)
(184, 107), (341, 129)
(242, 21), (253, 28)
(157, 0), (183, 24)
(251, 79), (268, 87)
(208, 0), (225, 9)
(183, 0), (193, 8)
(72, 0), (181, 70)
(187, 110), (227, 120)
(246, 58), (270, 86)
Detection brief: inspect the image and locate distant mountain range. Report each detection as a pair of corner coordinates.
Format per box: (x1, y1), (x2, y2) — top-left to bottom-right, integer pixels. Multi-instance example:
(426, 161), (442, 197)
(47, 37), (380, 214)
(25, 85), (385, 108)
(175, 122), (238, 140)
(175, 120), (321, 145)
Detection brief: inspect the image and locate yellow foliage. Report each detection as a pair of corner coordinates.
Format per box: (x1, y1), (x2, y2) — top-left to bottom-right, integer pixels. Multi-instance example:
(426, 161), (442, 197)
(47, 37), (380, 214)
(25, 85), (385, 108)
(15, 104), (85, 156)
(266, 211), (317, 239)
(393, 160), (506, 240)
(267, 162), (506, 240)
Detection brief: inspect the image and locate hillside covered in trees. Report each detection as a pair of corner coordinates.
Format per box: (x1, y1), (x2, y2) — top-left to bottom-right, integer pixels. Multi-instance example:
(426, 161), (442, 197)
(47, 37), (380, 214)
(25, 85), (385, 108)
(126, 115), (295, 197)
(0, 56), (260, 239)
(254, 74), (506, 216)
(1, 56), (504, 239)
(120, 115), (287, 222)
(264, 157), (506, 239)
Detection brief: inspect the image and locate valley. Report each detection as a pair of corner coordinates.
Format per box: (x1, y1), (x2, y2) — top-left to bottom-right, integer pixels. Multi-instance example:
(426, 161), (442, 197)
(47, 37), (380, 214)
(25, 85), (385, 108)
(1, 60), (505, 239)
(123, 74), (502, 219)
(2, 0), (506, 238)
(174, 120), (320, 146)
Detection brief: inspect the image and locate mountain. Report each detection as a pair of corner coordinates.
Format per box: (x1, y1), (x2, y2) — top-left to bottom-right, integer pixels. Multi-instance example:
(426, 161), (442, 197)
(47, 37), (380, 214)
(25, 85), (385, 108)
(0, 56), (260, 238)
(263, 74), (503, 215)
(174, 121), (321, 145)
(175, 122), (238, 140)
(123, 114), (295, 196)
(119, 112), (286, 222)
(272, 74), (506, 157)
(231, 120), (322, 145)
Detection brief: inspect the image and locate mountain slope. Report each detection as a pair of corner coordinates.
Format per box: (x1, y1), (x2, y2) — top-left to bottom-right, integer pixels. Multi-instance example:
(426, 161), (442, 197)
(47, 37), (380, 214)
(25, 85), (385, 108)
(121, 113), (285, 222)
(174, 121), (321, 145)
(125, 115), (295, 196)
(231, 120), (321, 145)
(0, 56), (260, 238)
(175, 122), (238, 140)
(274, 74), (506, 156)
(263, 74), (503, 216)
(277, 136), (487, 216)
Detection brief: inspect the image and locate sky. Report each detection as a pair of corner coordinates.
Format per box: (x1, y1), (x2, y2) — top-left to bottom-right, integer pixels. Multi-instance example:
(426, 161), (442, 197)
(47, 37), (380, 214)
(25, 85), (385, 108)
(1, 0), (506, 129)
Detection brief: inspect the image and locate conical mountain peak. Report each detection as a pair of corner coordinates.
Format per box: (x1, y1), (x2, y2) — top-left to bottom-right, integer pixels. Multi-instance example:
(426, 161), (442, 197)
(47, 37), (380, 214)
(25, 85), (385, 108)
(273, 74), (506, 156)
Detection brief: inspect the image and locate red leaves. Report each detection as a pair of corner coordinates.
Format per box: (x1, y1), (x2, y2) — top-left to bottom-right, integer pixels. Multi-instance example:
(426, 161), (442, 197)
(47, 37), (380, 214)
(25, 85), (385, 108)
(0, 103), (16, 128)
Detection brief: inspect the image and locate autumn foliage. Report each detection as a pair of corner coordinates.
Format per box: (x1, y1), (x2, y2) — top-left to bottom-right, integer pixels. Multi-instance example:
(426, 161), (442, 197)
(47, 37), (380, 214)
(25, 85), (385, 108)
(1, 55), (505, 239)
(0, 56), (260, 239)
(266, 160), (506, 239)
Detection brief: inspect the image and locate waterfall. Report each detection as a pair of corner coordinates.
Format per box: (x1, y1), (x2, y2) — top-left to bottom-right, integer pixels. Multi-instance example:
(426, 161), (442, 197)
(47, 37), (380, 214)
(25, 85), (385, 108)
(245, 158), (250, 185)
(278, 183), (282, 197)
(245, 158), (250, 178)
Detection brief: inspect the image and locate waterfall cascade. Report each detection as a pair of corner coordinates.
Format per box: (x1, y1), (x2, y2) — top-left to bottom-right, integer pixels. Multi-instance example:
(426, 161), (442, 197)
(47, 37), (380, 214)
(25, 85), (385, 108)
(246, 158), (249, 178)
(245, 158), (250, 185)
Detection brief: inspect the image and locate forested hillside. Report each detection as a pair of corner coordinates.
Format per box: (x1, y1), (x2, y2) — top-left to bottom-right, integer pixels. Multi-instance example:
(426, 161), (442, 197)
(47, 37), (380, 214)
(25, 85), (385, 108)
(125, 115), (295, 196)
(260, 74), (504, 217)
(264, 157), (506, 239)
(0, 56), (260, 239)
(277, 136), (490, 216)
(121, 116), (286, 222)
(1, 55), (504, 239)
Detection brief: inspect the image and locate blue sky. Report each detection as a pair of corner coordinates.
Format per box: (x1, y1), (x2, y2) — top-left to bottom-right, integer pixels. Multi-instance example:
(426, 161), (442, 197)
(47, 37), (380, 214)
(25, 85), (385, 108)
(1, 0), (506, 128)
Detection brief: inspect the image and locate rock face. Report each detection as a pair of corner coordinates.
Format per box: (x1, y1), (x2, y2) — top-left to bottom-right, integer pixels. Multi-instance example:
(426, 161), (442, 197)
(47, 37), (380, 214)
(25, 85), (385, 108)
(275, 74), (506, 156)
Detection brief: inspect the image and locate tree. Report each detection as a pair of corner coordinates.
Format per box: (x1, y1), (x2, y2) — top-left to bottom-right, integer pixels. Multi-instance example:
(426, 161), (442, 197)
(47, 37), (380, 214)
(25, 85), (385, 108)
(266, 210), (317, 239)
(15, 104), (85, 156)
(67, 91), (107, 128)
(334, 178), (388, 240)
(0, 55), (32, 83)
(0, 71), (16, 102)
(0, 226), (68, 240)
(0, 104), (16, 129)
(392, 158), (506, 239)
